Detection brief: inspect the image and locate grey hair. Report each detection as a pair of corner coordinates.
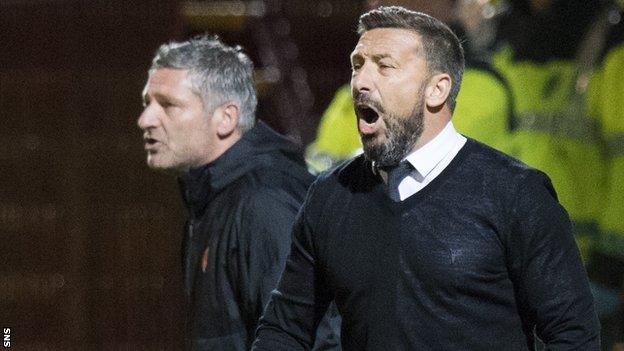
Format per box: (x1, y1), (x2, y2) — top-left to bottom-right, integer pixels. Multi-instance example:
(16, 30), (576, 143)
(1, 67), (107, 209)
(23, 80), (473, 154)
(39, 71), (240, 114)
(358, 6), (465, 111)
(150, 34), (257, 133)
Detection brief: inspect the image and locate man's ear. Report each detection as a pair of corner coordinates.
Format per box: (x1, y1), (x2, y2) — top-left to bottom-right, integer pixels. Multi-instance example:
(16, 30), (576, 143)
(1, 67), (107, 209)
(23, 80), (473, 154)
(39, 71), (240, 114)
(215, 102), (240, 138)
(424, 73), (452, 109)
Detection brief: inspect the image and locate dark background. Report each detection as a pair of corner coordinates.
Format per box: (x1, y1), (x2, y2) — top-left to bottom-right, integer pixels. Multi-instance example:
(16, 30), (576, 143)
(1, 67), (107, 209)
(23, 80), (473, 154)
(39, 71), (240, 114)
(1, 0), (360, 349)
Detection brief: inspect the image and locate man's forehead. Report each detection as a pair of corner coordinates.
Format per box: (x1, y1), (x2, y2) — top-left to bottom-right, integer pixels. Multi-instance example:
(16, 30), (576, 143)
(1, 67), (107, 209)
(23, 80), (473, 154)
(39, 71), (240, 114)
(147, 67), (190, 86)
(143, 68), (193, 97)
(352, 27), (422, 58)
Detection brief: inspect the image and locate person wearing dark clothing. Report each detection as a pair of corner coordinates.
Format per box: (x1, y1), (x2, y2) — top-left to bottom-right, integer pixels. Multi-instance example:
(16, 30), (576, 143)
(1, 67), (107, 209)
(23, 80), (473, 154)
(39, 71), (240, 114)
(178, 121), (317, 349)
(253, 7), (599, 350)
(137, 35), (340, 350)
(254, 139), (599, 350)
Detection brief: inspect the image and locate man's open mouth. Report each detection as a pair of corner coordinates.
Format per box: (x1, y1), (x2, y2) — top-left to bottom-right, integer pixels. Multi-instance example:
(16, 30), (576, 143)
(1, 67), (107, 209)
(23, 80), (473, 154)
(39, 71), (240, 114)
(355, 104), (383, 135)
(356, 105), (380, 124)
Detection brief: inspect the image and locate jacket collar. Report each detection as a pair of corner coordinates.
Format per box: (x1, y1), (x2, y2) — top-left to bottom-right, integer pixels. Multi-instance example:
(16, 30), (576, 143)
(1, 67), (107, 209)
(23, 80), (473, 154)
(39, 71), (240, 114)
(178, 121), (300, 217)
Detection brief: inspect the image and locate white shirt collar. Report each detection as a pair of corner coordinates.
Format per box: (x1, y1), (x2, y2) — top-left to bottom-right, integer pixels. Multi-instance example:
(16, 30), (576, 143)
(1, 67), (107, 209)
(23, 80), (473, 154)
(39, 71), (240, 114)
(404, 121), (461, 179)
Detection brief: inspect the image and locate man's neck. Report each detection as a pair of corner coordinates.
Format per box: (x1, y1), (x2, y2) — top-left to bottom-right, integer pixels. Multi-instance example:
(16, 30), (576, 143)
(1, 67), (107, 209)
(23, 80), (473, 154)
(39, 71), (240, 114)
(410, 113), (452, 153)
(208, 132), (243, 164)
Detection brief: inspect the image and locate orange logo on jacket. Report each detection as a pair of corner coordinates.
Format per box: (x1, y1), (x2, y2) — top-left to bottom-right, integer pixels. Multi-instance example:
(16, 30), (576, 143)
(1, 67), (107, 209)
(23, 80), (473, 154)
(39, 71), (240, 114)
(201, 247), (210, 272)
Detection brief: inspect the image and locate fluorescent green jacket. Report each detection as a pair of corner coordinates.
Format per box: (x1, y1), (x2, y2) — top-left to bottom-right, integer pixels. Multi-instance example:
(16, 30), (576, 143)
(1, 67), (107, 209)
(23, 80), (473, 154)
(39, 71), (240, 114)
(493, 47), (607, 260)
(588, 43), (624, 262)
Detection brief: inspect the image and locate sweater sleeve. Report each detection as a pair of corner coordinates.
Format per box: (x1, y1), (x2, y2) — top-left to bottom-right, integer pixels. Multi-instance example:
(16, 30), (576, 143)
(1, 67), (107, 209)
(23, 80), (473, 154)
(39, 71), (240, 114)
(507, 170), (600, 350)
(252, 186), (333, 350)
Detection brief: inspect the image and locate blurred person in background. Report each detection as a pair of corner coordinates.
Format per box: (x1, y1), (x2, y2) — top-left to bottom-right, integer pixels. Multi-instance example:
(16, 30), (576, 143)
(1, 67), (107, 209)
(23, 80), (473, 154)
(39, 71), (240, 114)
(494, 1), (622, 348)
(137, 35), (340, 350)
(305, 0), (515, 173)
(493, 0), (604, 263)
(586, 1), (624, 349)
(254, 7), (599, 349)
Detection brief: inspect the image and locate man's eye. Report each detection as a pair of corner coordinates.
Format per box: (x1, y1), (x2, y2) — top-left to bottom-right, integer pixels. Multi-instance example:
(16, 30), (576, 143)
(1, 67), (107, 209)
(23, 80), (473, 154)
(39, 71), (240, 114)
(351, 64), (362, 71)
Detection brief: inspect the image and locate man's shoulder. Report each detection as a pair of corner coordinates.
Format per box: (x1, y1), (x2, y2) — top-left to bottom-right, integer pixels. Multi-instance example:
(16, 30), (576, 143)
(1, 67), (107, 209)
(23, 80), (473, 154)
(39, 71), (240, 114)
(465, 138), (535, 176)
(314, 154), (376, 192)
(463, 138), (554, 195)
(233, 171), (309, 233)
(238, 155), (314, 192)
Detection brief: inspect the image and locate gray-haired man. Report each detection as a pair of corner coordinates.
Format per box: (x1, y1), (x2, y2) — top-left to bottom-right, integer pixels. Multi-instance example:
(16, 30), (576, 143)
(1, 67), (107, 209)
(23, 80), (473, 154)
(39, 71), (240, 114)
(138, 35), (340, 350)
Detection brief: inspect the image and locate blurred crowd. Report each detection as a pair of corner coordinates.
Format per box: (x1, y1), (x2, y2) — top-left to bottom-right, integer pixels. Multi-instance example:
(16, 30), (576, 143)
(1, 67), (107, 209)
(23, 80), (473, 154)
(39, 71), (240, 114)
(305, 0), (624, 349)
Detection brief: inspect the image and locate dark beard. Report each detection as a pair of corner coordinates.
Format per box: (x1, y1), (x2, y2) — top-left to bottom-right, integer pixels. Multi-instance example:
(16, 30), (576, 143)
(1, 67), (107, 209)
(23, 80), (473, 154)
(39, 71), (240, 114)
(361, 98), (424, 167)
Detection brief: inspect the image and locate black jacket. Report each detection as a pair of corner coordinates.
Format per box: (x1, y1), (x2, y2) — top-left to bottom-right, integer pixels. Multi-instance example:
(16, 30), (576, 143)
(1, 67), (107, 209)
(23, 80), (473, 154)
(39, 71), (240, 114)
(178, 121), (340, 350)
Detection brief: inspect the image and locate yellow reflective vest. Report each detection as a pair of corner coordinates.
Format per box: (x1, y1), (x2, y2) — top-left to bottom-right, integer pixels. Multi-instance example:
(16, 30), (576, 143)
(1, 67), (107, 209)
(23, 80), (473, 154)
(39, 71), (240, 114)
(305, 86), (363, 173)
(588, 42), (624, 265)
(493, 46), (608, 260)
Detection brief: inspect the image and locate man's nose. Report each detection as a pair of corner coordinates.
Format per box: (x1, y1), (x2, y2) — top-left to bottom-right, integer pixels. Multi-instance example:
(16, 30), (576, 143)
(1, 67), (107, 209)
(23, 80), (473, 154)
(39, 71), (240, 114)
(351, 66), (374, 96)
(137, 105), (159, 130)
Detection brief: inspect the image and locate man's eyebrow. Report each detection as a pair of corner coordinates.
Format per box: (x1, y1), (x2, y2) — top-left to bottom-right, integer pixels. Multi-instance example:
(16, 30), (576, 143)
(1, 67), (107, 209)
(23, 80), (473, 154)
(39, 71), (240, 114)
(141, 86), (149, 104)
(148, 92), (185, 105)
(371, 53), (392, 60)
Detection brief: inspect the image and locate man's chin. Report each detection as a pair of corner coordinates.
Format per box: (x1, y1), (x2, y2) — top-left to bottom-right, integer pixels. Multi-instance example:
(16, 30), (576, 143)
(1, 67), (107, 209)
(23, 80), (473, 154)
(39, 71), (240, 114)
(362, 138), (412, 167)
(361, 133), (384, 148)
(146, 156), (175, 172)
(362, 141), (387, 164)
(148, 158), (194, 175)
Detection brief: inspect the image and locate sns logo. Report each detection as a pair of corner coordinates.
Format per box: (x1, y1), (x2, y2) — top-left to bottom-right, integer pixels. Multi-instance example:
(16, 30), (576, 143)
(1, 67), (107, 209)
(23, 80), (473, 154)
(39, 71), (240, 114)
(3, 328), (9, 348)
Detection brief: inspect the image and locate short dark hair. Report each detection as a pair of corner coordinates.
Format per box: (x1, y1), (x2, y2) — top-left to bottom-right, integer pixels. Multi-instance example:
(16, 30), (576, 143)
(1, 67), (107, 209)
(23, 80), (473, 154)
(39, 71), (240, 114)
(358, 6), (465, 111)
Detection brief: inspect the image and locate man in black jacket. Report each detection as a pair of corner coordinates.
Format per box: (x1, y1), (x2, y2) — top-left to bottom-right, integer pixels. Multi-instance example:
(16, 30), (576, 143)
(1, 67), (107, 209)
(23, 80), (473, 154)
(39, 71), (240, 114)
(137, 35), (340, 350)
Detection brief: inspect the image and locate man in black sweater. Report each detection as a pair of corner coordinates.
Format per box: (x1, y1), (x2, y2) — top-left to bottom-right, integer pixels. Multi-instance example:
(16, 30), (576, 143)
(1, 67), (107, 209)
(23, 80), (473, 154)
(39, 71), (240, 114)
(253, 6), (599, 350)
(137, 35), (340, 350)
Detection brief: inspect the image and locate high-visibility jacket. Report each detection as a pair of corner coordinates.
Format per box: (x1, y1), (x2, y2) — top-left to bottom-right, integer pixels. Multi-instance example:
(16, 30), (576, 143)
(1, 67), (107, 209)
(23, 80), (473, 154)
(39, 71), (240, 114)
(587, 41), (624, 289)
(306, 62), (515, 172)
(305, 85), (363, 173)
(453, 60), (515, 155)
(493, 46), (607, 260)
